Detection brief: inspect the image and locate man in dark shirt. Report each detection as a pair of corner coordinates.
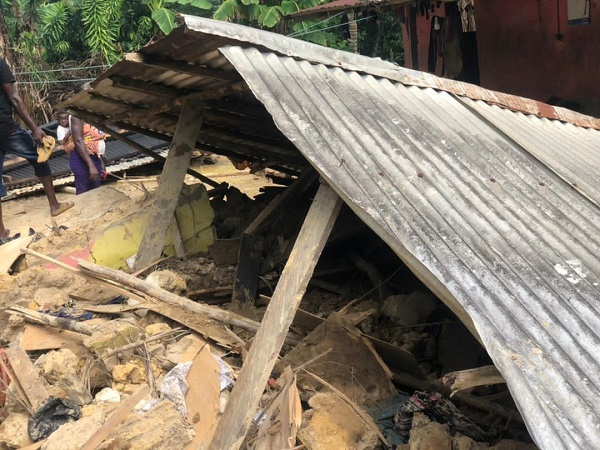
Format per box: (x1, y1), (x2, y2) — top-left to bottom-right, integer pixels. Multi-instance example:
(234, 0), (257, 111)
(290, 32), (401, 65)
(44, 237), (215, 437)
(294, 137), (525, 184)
(0, 58), (73, 242)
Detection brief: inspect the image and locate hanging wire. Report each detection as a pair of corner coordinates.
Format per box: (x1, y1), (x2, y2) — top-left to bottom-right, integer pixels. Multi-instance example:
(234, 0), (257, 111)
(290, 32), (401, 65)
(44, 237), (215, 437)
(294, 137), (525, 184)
(287, 11), (346, 37)
(291, 14), (377, 38)
(17, 77), (96, 85)
(15, 65), (110, 75)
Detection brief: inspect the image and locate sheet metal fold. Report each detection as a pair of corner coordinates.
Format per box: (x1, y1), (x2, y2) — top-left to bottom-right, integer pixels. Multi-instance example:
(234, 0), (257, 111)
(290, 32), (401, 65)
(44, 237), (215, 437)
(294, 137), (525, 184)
(221, 45), (600, 449)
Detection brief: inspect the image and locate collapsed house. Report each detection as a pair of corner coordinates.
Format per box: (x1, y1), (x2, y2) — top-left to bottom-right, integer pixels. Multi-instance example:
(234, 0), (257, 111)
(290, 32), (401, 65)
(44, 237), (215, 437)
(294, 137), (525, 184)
(9, 14), (598, 450)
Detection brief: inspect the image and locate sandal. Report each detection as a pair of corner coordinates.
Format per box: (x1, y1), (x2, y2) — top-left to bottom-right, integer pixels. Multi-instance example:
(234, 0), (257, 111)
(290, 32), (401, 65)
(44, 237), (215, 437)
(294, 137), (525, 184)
(51, 201), (74, 217)
(0, 232), (20, 246)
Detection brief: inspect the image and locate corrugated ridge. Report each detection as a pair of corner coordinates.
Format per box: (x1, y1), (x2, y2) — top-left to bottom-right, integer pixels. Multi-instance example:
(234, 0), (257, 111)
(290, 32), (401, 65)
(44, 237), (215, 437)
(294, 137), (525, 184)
(221, 46), (600, 449)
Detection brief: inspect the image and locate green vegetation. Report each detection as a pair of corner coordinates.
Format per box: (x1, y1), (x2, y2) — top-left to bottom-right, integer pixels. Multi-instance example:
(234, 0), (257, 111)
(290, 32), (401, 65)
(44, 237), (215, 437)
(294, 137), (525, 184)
(0, 0), (404, 122)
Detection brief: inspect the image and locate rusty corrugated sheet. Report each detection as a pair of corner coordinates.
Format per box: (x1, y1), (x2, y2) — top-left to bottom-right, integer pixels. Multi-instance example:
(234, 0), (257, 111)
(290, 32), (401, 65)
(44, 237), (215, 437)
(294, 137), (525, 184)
(220, 45), (600, 449)
(175, 15), (600, 130)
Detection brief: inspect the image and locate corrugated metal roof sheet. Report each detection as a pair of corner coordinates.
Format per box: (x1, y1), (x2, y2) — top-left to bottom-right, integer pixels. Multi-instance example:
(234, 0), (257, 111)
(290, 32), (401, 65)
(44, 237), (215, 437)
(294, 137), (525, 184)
(219, 46), (600, 449)
(60, 16), (600, 449)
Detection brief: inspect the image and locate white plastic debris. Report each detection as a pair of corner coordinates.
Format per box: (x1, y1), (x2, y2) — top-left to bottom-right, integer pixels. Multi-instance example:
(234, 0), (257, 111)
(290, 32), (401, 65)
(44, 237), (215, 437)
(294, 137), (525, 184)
(94, 387), (121, 403)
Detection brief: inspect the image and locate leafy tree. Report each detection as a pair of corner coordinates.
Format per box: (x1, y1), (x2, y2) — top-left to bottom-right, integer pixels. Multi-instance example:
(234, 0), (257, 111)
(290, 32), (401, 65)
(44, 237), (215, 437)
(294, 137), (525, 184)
(147, 0), (215, 35)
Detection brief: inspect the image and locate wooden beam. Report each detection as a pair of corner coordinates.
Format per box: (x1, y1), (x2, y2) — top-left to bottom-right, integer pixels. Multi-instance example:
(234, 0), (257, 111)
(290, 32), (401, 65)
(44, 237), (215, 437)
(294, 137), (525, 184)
(231, 171), (318, 308)
(231, 235), (264, 309)
(408, 5), (419, 70)
(124, 53), (238, 82)
(208, 182), (343, 450)
(134, 99), (204, 270)
(441, 365), (505, 394)
(110, 76), (181, 98)
(124, 81), (246, 122)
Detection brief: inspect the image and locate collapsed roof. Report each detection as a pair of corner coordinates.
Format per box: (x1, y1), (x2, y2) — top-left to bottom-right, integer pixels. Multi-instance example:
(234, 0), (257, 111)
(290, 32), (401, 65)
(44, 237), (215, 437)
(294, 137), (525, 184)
(61, 15), (600, 449)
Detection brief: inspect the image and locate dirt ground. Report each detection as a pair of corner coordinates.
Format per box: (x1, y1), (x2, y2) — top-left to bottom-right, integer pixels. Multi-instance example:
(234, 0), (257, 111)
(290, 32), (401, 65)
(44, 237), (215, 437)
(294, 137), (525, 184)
(1, 156), (268, 239)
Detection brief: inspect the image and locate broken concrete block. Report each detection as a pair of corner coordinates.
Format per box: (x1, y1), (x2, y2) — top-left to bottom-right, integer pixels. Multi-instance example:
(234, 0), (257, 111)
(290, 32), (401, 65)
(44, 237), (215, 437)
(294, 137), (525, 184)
(408, 413), (452, 450)
(84, 320), (140, 354)
(95, 388), (121, 403)
(35, 348), (92, 406)
(491, 440), (538, 450)
(298, 393), (379, 450)
(113, 400), (193, 450)
(0, 315), (24, 345)
(381, 292), (437, 327)
(146, 271), (186, 295)
(41, 408), (106, 450)
(144, 322), (172, 337)
(165, 334), (206, 364)
(0, 413), (33, 448)
(112, 362), (147, 385)
(452, 435), (488, 450)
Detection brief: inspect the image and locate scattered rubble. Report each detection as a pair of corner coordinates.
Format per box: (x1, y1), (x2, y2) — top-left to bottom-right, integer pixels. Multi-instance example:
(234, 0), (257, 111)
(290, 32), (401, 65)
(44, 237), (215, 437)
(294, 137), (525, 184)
(0, 163), (537, 449)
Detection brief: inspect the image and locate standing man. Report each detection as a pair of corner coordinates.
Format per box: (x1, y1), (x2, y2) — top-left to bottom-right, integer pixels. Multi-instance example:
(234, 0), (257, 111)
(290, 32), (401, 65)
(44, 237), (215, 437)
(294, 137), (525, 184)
(0, 57), (73, 242)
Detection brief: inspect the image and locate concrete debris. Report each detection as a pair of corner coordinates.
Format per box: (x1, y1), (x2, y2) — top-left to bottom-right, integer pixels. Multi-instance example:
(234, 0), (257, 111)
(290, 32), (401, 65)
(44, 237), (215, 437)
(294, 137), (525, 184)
(144, 322), (172, 337)
(0, 172), (536, 449)
(41, 406), (106, 450)
(94, 388), (121, 404)
(298, 393), (380, 450)
(84, 320), (140, 354)
(0, 412), (32, 448)
(35, 349), (92, 406)
(145, 271), (187, 295)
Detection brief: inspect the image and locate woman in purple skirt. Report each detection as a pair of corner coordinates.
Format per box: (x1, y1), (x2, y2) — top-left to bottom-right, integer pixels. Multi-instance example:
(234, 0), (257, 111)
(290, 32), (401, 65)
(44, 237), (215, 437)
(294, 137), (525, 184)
(64, 83), (101, 194)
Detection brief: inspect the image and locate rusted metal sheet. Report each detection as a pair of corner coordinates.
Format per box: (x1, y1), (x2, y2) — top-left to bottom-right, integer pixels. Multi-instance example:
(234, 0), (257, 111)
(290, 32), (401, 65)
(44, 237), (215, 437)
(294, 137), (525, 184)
(221, 45), (600, 449)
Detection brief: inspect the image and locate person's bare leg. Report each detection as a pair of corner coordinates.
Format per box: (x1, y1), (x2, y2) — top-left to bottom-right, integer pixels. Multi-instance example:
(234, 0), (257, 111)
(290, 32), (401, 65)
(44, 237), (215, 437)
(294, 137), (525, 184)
(39, 175), (73, 216)
(0, 202), (8, 238)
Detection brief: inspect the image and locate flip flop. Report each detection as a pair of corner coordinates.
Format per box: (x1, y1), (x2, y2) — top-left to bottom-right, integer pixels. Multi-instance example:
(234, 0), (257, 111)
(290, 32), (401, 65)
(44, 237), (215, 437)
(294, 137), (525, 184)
(51, 201), (74, 217)
(0, 232), (20, 246)
(37, 136), (56, 163)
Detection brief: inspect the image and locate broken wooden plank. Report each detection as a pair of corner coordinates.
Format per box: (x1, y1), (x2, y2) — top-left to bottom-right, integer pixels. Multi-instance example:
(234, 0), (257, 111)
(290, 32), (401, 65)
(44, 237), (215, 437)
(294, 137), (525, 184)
(76, 259), (281, 338)
(80, 384), (150, 450)
(5, 346), (49, 411)
(22, 248), (148, 303)
(134, 99), (205, 270)
(231, 234), (263, 309)
(254, 366), (302, 450)
(441, 365), (505, 395)
(208, 182), (343, 450)
(392, 372), (524, 424)
(184, 345), (221, 450)
(260, 294), (424, 378)
(19, 324), (86, 351)
(7, 305), (94, 336)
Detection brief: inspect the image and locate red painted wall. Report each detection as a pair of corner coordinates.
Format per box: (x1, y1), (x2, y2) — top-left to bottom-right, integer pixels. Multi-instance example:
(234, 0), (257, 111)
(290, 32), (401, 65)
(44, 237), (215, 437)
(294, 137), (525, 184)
(475, 0), (600, 115)
(404, 5), (446, 74)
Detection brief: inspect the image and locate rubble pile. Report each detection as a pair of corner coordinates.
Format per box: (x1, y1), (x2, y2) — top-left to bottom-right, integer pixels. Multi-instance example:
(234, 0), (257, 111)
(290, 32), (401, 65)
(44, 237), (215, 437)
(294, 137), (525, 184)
(0, 170), (538, 449)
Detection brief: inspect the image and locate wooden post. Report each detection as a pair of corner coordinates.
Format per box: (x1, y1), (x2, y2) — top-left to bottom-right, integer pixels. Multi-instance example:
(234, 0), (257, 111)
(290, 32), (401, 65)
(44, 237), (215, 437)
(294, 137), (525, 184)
(408, 5), (419, 70)
(208, 182), (343, 450)
(134, 100), (204, 270)
(231, 170), (318, 309)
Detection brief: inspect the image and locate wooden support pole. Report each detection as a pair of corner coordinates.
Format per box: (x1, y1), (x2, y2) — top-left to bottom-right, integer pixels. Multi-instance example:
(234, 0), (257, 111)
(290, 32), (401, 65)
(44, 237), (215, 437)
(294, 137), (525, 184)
(408, 5), (419, 70)
(134, 99), (204, 270)
(231, 170), (318, 308)
(208, 182), (343, 450)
